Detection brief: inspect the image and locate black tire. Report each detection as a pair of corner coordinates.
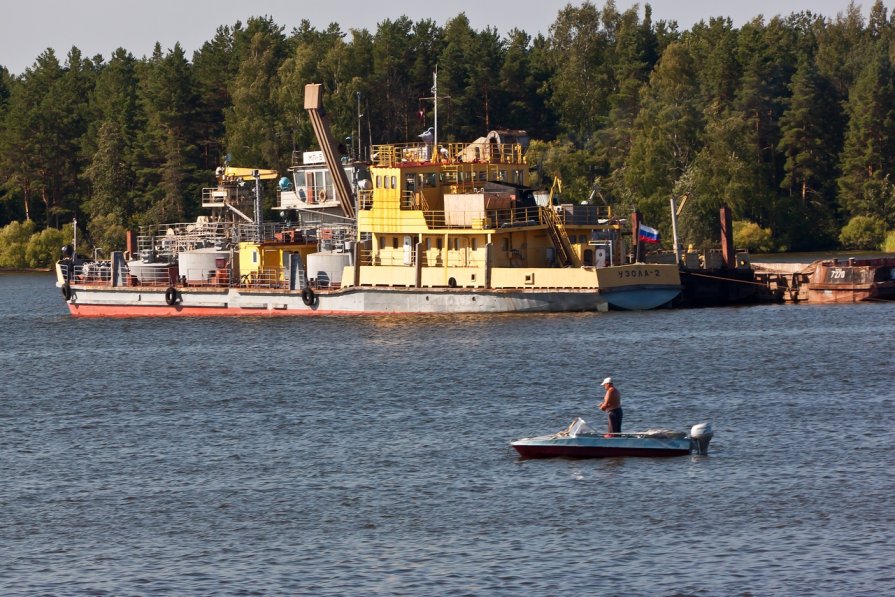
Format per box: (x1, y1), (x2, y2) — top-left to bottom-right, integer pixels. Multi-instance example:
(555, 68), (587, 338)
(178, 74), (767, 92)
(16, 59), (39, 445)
(61, 282), (72, 301)
(301, 287), (317, 306)
(165, 286), (178, 306)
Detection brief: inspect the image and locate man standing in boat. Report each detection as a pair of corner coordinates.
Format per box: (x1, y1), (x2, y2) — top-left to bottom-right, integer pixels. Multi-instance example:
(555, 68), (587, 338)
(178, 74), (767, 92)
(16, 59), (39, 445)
(599, 377), (622, 434)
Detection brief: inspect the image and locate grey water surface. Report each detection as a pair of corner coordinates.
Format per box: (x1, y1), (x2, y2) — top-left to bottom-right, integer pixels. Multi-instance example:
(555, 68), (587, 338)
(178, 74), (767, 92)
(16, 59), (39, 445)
(1, 272), (893, 595)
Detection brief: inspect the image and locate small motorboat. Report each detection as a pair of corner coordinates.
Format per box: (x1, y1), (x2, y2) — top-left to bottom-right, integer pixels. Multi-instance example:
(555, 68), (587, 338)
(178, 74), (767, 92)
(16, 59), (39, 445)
(511, 418), (713, 458)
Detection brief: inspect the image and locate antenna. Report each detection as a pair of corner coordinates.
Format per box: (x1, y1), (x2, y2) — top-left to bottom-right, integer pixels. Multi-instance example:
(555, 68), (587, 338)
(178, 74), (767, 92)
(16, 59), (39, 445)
(419, 65), (451, 161)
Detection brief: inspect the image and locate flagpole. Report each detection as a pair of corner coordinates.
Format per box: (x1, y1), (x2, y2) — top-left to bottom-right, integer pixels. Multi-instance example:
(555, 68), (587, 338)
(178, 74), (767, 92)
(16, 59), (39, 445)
(670, 197), (681, 265)
(632, 211), (642, 263)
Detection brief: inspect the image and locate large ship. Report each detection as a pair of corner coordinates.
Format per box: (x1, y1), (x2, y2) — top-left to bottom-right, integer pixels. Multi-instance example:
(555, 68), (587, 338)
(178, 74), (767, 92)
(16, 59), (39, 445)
(54, 84), (680, 317)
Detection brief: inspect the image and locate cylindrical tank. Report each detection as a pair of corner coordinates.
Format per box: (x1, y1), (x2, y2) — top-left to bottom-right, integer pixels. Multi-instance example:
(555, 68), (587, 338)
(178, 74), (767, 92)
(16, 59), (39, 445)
(178, 248), (229, 283)
(306, 252), (351, 287)
(127, 260), (176, 285)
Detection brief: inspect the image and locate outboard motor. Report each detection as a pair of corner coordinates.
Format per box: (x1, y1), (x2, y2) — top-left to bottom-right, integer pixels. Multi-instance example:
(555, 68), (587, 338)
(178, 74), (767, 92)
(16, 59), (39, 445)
(689, 422), (714, 455)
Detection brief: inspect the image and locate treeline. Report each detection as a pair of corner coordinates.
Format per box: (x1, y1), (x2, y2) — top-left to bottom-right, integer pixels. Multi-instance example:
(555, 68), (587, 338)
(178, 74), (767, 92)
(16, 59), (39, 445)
(2, 1), (895, 268)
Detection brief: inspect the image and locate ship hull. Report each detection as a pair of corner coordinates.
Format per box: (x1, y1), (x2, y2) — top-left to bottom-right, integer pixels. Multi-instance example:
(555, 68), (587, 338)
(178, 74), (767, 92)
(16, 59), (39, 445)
(807, 258), (895, 303)
(59, 285), (615, 317)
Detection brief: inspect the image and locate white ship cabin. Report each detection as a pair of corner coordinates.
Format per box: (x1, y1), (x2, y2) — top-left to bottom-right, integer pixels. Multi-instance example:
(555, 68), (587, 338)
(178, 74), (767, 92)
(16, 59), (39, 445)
(275, 149), (369, 225)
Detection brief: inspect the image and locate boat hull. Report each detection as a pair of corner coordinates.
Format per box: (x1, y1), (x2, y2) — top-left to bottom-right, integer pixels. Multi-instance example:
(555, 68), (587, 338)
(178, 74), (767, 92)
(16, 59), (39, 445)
(59, 284), (612, 317)
(808, 258), (895, 303)
(594, 264), (681, 310)
(511, 434), (693, 458)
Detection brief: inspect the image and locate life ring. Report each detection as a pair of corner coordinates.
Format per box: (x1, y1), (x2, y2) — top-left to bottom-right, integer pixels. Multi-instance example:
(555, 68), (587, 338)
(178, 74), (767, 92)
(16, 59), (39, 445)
(318, 189), (327, 202)
(448, 277), (458, 288)
(61, 282), (72, 301)
(165, 286), (178, 306)
(301, 287), (317, 306)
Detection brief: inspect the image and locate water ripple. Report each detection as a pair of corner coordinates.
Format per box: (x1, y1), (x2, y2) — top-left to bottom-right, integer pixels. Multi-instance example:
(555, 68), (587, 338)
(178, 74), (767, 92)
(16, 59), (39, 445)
(1, 274), (894, 594)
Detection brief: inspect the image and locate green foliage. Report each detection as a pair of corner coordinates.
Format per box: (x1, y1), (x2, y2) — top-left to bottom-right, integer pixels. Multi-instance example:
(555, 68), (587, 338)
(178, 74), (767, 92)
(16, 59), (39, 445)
(4, 3), (895, 260)
(0, 220), (37, 268)
(674, 109), (769, 246)
(87, 213), (127, 254)
(525, 139), (598, 200)
(25, 226), (66, 268)
(837, 42), (895, 226)
(839, 215), (886, 250)
(883, 230), (895, 253)
(624, 42), (703, 221)
(733, 220), (775, 253)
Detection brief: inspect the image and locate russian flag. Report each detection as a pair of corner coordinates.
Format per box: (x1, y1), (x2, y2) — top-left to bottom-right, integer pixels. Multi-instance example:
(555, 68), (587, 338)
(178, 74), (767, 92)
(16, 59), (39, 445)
(638, 223), (660, 244)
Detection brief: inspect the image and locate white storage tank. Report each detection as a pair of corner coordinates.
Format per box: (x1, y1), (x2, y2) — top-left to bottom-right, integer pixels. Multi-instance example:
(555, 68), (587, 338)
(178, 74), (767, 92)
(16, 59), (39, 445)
(178, 248), (229, 284)
(306, 252), (351, 287)
(126, 260), (175, 285)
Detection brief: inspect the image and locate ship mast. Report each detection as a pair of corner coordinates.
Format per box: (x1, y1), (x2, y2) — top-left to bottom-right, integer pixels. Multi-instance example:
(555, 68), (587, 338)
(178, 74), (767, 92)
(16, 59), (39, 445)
(433, 66), (438, 156)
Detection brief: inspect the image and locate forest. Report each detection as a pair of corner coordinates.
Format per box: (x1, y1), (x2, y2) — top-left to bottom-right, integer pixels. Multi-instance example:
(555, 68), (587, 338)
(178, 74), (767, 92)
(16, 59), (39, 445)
(2, 0), (895, 268)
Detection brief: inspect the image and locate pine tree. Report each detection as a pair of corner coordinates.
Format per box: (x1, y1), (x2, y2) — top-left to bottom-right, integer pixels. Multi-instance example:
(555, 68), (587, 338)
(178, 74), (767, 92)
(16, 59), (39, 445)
(776, 54), (843, 247)
(837, 40), (895, 227)
(135, 43), (202, 225)
(546, 1), (612, 144)
(224, 17), (288, 170)
(623, 42), (703, 224)
(674, 108), (768, 246)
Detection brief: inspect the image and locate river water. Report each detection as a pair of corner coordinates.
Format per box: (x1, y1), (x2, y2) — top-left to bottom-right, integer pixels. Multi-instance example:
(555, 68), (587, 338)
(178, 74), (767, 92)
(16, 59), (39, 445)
(2, 272), (893, 595)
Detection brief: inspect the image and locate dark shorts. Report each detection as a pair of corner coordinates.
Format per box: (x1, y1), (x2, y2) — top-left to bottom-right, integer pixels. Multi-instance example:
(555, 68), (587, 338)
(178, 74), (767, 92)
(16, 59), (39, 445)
(608, 408), (623, 433)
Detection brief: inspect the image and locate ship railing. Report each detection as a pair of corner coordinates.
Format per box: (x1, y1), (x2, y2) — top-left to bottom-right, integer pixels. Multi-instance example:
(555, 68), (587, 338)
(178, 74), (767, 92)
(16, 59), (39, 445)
(60, 262), (114, 285)
(201, 186), (246, 207)
(554, 204), (613, 225)
(234, 222), (289, 243)
(359, 249), (492, 269)
(400, 190), (432, 210)
(127, 265), (178, 287)
(421, 253), (488, 268)
(137, 221), (234, 255)
(240, 267), (287, 289)
(179, 265), (232, 287)
(367, 247), (418, 266)
(420, 206), (542, 230)
(416, 205), (615, 230)
(358, 189), (374, 210)
(370, 141), (524, 167)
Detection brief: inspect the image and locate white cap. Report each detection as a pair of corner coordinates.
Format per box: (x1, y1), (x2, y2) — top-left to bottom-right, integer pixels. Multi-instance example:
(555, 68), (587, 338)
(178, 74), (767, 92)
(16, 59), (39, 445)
(601, 377), (612, 385)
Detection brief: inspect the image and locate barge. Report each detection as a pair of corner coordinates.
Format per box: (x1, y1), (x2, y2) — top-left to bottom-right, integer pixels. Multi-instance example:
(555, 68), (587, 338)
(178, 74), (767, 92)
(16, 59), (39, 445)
(807, 257), (895, 303)
(55, 82), (681, 317)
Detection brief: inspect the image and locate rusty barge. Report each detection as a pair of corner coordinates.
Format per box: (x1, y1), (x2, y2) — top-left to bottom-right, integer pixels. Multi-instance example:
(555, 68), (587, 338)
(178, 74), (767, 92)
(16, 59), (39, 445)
(805, 257), (895, 303)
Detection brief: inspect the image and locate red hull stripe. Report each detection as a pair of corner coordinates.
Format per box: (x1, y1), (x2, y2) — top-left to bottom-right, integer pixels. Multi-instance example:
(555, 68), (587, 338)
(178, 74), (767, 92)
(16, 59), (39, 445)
(67, 304), (391, 317)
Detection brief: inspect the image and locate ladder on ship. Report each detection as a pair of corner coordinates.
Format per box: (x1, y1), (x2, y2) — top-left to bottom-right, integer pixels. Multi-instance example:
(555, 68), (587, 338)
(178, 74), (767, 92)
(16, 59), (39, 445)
(542, 206), (578, 267)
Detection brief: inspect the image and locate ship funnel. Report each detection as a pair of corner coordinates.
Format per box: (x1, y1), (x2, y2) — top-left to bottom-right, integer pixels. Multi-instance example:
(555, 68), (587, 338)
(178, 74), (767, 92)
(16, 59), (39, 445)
(689, 422), (713, 455)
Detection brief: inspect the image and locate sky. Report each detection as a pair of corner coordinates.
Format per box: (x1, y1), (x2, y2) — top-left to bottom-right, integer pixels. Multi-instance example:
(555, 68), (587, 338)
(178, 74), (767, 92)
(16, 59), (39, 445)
(1, 0), (872, 75)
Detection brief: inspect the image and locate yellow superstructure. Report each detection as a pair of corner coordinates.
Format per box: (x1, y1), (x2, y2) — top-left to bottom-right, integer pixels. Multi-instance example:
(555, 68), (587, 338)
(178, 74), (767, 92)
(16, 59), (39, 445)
(352, 139), (622, 291)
